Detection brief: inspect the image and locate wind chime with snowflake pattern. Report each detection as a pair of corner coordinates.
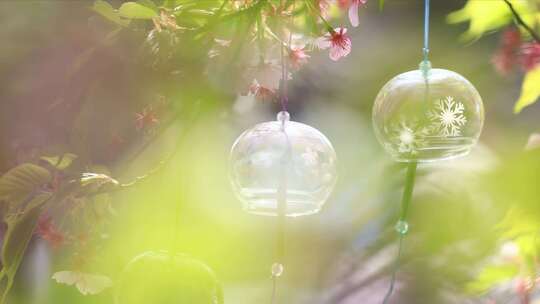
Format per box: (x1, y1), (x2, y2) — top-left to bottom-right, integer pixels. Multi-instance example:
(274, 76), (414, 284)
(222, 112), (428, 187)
(372, 0), (485, 302)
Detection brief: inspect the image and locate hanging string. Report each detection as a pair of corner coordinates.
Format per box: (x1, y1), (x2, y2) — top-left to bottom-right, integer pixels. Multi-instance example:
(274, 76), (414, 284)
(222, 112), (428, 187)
(382, 0), (429, 303)
(271, 2), (293, 303)
(420, 0), (431, 78)
(279, 35), (289, 112)
(422, 0), (430, 62)
(381, 162), (417, 304)
(271, 113), (288, 303)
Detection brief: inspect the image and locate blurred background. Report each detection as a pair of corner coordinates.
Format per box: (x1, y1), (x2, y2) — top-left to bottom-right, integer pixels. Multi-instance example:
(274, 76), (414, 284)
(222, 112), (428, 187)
(1, 0), (540, 303)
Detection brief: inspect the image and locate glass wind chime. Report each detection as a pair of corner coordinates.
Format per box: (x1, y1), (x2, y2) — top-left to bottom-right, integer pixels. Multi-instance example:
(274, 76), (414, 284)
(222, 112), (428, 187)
(229, 29), (338, 303)
(372, 0), (484, 302)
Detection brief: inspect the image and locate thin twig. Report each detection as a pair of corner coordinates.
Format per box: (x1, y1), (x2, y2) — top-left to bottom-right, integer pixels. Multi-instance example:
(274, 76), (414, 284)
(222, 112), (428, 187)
(304, 0), (334, 32)
(85, 106), (202, 197)
(503, 0), (540, 43)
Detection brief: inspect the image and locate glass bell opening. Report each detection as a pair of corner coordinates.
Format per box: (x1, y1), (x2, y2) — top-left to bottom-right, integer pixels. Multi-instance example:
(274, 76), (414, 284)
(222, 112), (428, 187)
(230, 111), (337, 217)
(372, 68), (484, 162)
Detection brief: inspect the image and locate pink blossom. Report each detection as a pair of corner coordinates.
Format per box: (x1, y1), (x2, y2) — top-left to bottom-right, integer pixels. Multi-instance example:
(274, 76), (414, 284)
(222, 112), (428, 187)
(492, 48), (515, 75)
(317, 0), (331, 18)
(135, 106), (159, 131)
(251, 61), (282, 90)
(348, 0), (367, 27)
(521, 42), (540, 71)
(249, 82), (277, 102)
(337, 0), (350, 9)
(108, 132), (126, 158)
(242, 61), (284, 102)
(289, 47), (310, 70)
(501, 28), (522, 49)
(36, 215), (65, 249)
(241, 60), (282, 94)
(491, 28), (522, 75)
(318, 28), (352, 61)
(515, 277), (532, 303)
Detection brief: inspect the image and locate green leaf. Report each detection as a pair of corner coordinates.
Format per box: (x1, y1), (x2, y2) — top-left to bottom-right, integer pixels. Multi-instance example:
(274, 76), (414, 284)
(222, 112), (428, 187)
(80, 173), (119, 187)
(136, 0), (158, 12)
(446, 0), (532, 41)
(379, 0), (385, 11)
(514, 66), (540, 113)
(514, 235), (539, 276)
(2, 194), (50, 273)
(52, 271), (113, 295)
(92, 0), (130, 26)
(466, 264), (519, 294)
(0, 193), (51, 302)
(0, 164), (51, 205)
(498, 208), (540, 238)
(40, 153), (78, 170)
(119, 2), (158, 19)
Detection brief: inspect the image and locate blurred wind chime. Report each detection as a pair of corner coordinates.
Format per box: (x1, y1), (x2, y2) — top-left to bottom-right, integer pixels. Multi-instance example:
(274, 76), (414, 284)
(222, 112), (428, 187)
(372, 0), (485, 302)
(229, 10), (338, 304)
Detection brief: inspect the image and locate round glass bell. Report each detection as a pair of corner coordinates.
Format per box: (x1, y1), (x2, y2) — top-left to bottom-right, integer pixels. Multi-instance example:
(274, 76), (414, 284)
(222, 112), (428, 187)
(372, 66), (484, 162)
(230, 111), (337, 217)
(116, 251), (222, 304)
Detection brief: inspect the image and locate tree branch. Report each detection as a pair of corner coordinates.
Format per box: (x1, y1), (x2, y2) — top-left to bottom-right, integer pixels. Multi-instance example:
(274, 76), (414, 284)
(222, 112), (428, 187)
(503, 0), (540, 43)
(84, 105), (203, 197)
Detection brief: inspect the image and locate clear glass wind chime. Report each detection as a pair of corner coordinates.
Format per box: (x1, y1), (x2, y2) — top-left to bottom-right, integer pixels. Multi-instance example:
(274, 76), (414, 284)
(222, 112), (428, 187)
(372, 0), (484, 302)
(229, 25), (338, 302)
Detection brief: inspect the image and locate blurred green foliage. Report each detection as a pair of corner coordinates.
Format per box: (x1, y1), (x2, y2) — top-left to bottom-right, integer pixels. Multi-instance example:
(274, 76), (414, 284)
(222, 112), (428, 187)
(449, 0), (540, 113)
(0, 0), (539, 303)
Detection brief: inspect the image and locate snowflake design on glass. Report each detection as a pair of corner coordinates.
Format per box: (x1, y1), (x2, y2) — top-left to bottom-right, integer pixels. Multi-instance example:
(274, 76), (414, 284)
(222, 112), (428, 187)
(428, 96), (467, 137)
(385, 119), (430, 155)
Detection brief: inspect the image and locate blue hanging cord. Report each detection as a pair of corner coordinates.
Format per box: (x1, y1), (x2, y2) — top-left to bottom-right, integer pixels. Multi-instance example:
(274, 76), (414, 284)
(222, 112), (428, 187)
(271, 5), (293, 303)
(420, 0), (431, 77)
(381, 0), (429, 302)
(423, 0), (430, 62)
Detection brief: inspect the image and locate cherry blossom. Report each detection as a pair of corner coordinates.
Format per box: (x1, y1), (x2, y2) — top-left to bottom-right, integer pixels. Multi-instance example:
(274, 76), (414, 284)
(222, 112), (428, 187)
(249, 82), (277, 102)
(110, 133), (125, 149)
(337, 0), (350, 9)
(515, 277), (532, 303)
(317, 27), (352, 61)
(250, 61), (282, 91)
(492, 48), (515, 75)
(287, 33), (312, 69)
(317, 0), (331, 18)
(289, 47), (310, 70)
(107, 132), (126, 158)
(243, 60), (286, 102)
(347, 0), (368, 27)
(135, 106), (159, 131)
(491, 28), (521, 75)
(36, 215), (65, 249)
(520, 42), (540, 71)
